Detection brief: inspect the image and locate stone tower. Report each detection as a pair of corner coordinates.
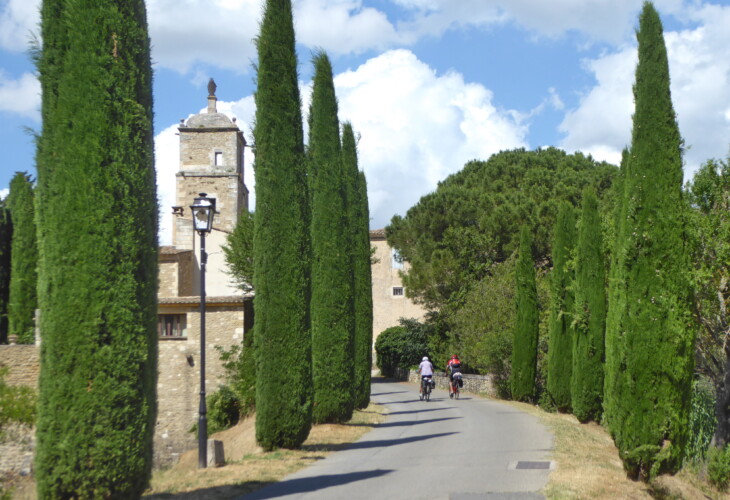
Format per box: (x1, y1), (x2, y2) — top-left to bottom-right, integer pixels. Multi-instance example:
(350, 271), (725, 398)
(173, 79), (248, 296)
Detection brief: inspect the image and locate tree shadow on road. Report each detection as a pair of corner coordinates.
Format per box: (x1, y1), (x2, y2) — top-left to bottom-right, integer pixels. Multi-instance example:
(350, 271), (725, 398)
(240, 469), (394, 499)
(343, 416), (462, 428)
(302, 431), (458, 453)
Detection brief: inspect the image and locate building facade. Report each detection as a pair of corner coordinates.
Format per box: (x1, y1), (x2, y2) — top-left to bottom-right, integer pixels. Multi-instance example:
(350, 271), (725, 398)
(154, 82), (252, 468)
(369, 229), (427, 345)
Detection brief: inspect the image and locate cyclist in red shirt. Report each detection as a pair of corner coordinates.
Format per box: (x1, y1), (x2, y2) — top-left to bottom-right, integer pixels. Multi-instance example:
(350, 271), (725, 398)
(446, 355), (462, 398)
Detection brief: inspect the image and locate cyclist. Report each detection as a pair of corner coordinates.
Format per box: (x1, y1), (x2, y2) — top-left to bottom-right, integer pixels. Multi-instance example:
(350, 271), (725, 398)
(418, 356), (434, 396)
(446, 354), (462, 398)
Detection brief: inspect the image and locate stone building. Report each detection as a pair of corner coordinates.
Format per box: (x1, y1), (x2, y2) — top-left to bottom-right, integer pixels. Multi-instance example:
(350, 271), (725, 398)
(154, 81), (253, 468)
(369, 229), (427, 345)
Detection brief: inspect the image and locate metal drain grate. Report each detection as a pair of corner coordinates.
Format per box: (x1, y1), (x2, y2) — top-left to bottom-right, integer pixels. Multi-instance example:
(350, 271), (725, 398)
(515, 461), (551, 470)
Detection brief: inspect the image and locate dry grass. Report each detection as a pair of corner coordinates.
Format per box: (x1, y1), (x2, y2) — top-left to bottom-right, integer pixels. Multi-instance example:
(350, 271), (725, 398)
(142, 402), (387, 499)
(510, 400), (729, 500)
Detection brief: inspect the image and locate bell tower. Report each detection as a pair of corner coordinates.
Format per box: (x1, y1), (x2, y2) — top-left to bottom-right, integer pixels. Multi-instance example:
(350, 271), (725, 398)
(173, 79), (248, 296)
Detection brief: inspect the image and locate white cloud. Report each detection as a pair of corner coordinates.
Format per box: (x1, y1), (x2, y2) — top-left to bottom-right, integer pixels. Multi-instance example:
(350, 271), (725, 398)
(0, 0), (39, 52)
(0, 71), (40, 120)
(559, 5), (730, 178)
(334, 49), (528, 228)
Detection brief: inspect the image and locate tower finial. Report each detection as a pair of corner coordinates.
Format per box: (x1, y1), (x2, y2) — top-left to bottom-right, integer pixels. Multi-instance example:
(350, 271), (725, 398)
(207, 78), (217, 113)
(207, 78), (217, 97)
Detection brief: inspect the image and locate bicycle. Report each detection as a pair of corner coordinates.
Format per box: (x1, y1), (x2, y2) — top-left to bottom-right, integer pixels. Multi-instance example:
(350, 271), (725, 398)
(420, 376), (433, 401)
(450, 373), (462, 399)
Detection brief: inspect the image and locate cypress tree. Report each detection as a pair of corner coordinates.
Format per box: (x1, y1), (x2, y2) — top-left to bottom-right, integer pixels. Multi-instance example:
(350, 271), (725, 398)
(7, 172), (38, 344)
(511, 225), (539, 402)
(546, 202), (576, 411)
(34, 0), (158, 497)
(308, 52), (355, 423)
(571, 188), (606, 423)
(343, 123), (373, 409)
(253, 0), (312, 449)
(0, 201), (10, 344)
(604, 2), (694, 479)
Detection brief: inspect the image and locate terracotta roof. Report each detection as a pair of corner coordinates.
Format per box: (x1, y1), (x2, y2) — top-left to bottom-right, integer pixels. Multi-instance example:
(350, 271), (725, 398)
(159, 295), (252, 305)
(369, 228), (386, 239)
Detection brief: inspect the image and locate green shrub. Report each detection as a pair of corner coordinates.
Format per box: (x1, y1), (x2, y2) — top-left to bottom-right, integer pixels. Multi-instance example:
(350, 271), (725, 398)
(375, 319), (430, 376)
(707, 445), (730, 490)
(0, 367), (36, 433)
(207, 385), (240, 435)
(685, 377), (717, 463)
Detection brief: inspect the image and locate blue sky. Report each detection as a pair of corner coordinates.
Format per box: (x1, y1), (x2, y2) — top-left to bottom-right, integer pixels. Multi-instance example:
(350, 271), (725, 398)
(1, 0), (730, 244)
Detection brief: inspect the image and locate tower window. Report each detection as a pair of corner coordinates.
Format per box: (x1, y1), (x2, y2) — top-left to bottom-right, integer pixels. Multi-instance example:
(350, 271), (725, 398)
(214, 152), (223, 166)
(159, 314), (187, 338)
(392, 287), (404, 296)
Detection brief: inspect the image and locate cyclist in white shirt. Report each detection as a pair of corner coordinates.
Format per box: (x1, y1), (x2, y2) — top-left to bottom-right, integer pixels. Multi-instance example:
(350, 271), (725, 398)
(418, 356), (434, 395)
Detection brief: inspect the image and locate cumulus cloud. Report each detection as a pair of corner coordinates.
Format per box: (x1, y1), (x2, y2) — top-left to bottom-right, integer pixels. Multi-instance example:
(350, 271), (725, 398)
(334, 49), (528, 228)
(559, 4), (730, 178)
(0, 72), (40, 120)
(0, 0), (39, 52)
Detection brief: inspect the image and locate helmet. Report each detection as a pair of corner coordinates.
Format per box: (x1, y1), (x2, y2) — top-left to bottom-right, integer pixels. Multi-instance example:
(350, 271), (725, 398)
(451, 354), (458, 360)
(422, 356), (429, 361)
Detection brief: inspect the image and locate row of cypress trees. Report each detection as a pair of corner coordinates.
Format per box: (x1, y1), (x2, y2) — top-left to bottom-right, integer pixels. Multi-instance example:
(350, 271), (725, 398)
(253, 0), (373, 449)
(512, 2), (695, 479)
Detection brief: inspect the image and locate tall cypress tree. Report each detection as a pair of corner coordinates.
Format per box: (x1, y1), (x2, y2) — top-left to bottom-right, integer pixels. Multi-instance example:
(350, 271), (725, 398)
(343, 123), (373, 409)
(0, 200), (10, 345)
(546, 202), (576, 411)
(7, 172), (38, 344)
(571, 188), (606, 423)
(511, 225), (539, 402)
(604, 2), (694, 479)
(308, 52), (355, 423)
(34, 1), (158, 497)
(253, 0), (312, 449)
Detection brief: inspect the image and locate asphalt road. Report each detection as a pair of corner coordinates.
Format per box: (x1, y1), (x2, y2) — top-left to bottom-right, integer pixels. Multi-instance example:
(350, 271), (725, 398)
(241, 378), (554, 500)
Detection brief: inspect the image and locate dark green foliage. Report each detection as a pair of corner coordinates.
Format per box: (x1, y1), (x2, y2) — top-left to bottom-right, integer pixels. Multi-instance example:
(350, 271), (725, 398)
(386, 147), (617, 312)
(223, 210), (254, 293)
(0, 201), (10, 344)
(546, 202), (576, 411)
(207, 385), (241, 435)
(708, 445), (730, 490)
(685, 378), (717, 463)
(7, 172), (38, 344)
(34, 0), (158, 497)
(374, 319), (431, 377)
(0, 366), (36, 432)
(342, 123), (373, 409)
(253, 0), (312, 450)
(511, 226), (539, 402)
(308, 52), (355, 423)
(571, 188), (606, 422)
(685, 156), (730, 448)
(604, 2), (694, 479)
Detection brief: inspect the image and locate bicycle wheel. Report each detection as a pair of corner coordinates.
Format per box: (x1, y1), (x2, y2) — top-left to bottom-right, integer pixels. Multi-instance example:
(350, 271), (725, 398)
(455, 387), (460, 399)
(425, 386), (430, 401)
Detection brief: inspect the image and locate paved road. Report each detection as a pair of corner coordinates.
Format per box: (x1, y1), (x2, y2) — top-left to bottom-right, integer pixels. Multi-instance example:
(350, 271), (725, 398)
(241, 379), (553, 500)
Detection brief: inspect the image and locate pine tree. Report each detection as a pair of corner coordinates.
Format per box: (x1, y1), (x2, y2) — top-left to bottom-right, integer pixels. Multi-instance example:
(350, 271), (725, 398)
(253, 0), (312, 449)
(343, 123), (373, 409)
(0, 201), (10, 345)
(571, 188), (606, 423)
(308, 52), (355, 423)
(546, 202), (576, 411)
(7, 172), (38, 344)
(34, 0), (158, 497)
(511, 225), (539, 402)
(604, 2), (694, 479)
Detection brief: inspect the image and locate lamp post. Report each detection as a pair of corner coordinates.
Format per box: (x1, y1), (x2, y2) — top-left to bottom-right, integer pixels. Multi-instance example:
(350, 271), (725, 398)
(190, 193), (216, 469)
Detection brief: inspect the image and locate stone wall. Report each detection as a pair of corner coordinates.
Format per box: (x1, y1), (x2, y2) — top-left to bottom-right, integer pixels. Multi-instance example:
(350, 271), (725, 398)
(391, 367), (496, 398)
(0, 344), (39, 388)
(154, 303), (246, 468)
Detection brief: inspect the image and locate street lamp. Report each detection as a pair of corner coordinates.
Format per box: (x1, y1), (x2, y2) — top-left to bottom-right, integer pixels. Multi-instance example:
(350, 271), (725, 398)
(190, 193), (216, 469)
